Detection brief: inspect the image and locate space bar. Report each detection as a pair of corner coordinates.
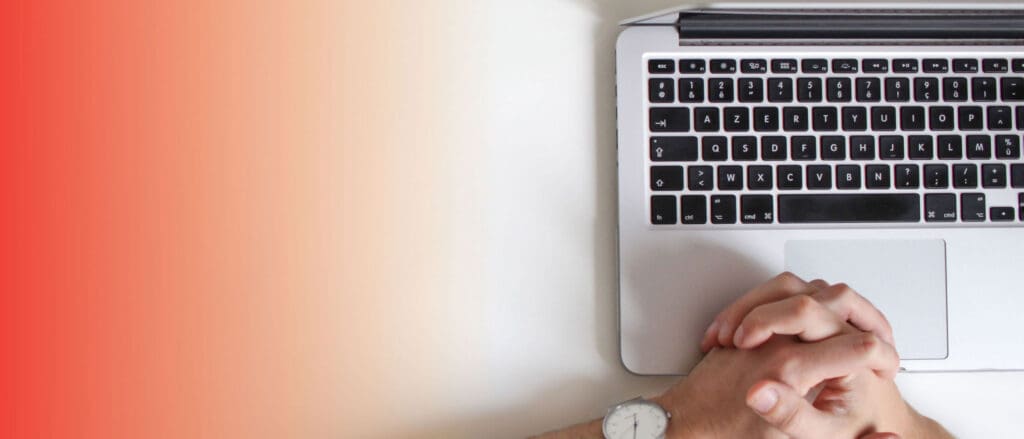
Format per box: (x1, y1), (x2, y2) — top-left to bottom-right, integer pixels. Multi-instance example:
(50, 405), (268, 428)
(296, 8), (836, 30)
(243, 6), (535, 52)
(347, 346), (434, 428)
(778, 194), (921, 223)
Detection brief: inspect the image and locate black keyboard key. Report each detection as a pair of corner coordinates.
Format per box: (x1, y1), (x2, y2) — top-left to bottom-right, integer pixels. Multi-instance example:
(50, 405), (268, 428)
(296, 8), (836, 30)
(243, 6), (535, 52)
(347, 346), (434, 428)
(651, 195), (676, 224)
(710, 195), (737, 224)
(865, 164), (891, 189)
(778, 194), (920, 223)
(1021, 194), (1024, 221)
(651, 166), (684, 190)
(832, 59), (858, 73)
(1019, 107), (1024, 130)
(820, 136), (846, 160)
(914, 77), (939, 102)
(879, 136), (904, 160)
(959, 106), (983, 130)
(783, 107), (809, 131)
(649, 78), (675, 103)
(997, 135), (1021, 159)
(741, 59), (768, 73)
(708, 78), (734, 102)
(937, 135), (963, 160)
(827, 78), (852, 102)
(768, 78), (794, 102)
(754, 107), (779, 131)
(953, 164), (978, 188)
(738, 78), (764, 102)
(885, 78), (910, 102)
(702, 136), (728, 161)
(761, 136), (787, 161)
(723, 107), (749, 132)
(901, 106), (925, 131)
(953, 58), (979, 73)
(856, 77), (881, 102)
(908, 135), (934, 160)
(925, 164), (949, 188)
(802, 59), (828, 73)
(991, 207), (1015, 222)
(651, 136), (698, 161)
(732, 136), (758, 161)
(797, 78), (823, 102)
(836, 165), (861, 189)
(747, 166), (773, 190)
(988, 106), (1014, 131)
(678, 78), (704, 103)
(893, 59), (919, 73)
(650, 108), (690, 132)
(694, 107), (720, 132)
(923, 59), (949, 73)
(983, 164), (1007, 188)
(961, 193), (986, 222)
(983, 58), (1008, 73)
(930, 106), (955, 131)
(807, 165), (833, 189)
(925, 193), (957, 222)
(1013, 164), (1024, 188)
(862, 59), (888, 73)
(688, 165), (713, 191)
(791, 136), (816, 160)
(871, 107), (896, 131)
(943, 77), (968, 102)
(778, 165), (803, 190)
(679, 59), (706, 74)
(718, 166), (743, 190)
(972, 77), (997, 101)
(841, 107), (868, 131)
(895, 164), (920, 189)
(1001, 78), (1024, 101)
(649, 59), (675, 74)
(741, 195), (774, 224)
(771, 59), (799, 73)
(850, 135), (875, 160)
(1014, 59), (1024, 73)
(967, 135), (992, 160)
(813, 107), (838, 131)
(710, 59), (737, 74)
(680, 195), (707, 224)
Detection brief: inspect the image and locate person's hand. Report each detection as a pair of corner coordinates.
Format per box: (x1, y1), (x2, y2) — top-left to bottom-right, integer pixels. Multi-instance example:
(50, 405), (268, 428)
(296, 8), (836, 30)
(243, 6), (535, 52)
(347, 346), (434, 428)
(686, 272), (948, 439)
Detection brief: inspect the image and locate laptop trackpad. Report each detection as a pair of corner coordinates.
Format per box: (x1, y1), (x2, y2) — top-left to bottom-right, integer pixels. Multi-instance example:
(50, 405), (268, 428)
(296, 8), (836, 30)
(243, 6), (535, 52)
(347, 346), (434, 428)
(784, 240), (947, 360)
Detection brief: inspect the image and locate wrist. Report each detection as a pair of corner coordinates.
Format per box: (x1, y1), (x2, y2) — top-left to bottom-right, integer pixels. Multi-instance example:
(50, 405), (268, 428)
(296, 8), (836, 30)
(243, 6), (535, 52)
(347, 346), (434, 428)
(652, 393), (706, 439)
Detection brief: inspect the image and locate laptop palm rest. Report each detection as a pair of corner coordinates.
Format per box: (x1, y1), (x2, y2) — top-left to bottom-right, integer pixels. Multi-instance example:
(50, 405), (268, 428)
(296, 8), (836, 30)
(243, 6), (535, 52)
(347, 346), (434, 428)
(784, 239), (948, 360)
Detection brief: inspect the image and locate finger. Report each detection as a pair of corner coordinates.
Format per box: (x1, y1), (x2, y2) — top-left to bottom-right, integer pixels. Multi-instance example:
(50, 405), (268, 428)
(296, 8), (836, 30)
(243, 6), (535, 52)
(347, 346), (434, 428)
(700, 272), (821, 351)
(746, 380), (834, 439)
(779, 332), (901, 394)
(859, 434), (901, 439)
(812, 283), (896, 346)
(732, 294), (848, 349)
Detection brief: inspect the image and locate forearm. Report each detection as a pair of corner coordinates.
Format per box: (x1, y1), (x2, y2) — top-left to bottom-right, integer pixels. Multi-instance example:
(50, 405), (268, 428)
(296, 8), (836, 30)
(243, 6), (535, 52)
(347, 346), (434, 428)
(530, 418), (602, 439)
(910, 412), (955, 439)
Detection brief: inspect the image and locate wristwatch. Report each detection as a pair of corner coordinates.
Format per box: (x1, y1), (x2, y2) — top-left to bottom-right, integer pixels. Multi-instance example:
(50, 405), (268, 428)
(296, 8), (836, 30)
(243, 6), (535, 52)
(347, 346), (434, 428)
(601, 397), (671, 439)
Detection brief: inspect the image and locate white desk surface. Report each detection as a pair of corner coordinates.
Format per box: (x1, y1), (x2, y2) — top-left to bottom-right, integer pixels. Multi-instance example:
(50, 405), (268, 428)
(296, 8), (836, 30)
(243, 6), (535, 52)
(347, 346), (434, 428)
(353, 1), (1024, 437)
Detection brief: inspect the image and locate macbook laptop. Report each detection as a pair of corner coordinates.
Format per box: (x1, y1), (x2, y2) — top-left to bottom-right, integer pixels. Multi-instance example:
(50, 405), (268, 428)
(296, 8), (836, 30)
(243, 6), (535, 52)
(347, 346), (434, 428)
(615, 4), (1024, 374)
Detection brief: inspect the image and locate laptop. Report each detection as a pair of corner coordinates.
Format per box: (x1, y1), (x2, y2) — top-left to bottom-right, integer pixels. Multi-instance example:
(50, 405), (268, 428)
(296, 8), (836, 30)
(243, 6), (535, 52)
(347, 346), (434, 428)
(615, 4), (1024, 375)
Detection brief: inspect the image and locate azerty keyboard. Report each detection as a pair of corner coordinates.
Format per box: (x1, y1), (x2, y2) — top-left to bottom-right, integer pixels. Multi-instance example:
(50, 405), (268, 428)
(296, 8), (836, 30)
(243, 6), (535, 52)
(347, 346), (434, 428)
(645, 55), (1024, 227)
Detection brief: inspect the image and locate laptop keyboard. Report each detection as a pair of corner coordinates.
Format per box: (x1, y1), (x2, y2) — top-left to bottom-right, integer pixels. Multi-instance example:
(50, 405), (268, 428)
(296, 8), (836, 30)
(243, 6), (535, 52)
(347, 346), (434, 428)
(645, 54), (1024, 227)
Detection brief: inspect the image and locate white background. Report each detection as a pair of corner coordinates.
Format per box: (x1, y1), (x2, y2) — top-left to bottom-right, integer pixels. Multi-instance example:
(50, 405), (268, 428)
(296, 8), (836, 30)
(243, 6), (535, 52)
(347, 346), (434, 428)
(384, 1), (1024, 437)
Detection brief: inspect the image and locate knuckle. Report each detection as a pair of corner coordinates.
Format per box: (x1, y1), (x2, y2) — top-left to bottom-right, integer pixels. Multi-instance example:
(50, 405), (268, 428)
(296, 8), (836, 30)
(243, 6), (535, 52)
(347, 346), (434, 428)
(774, 355), (804, 387)
(853, 333), (881, 356)
(791, 295), (819, 317)
(775, 271), (805, 289)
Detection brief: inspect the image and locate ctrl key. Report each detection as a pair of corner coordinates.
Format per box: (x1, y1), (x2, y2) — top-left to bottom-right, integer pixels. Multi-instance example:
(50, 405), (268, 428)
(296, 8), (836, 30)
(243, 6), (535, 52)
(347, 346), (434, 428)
(651, 196), (677, 225)
(741, 195), (774, 224)
(924, 193), (957, 222)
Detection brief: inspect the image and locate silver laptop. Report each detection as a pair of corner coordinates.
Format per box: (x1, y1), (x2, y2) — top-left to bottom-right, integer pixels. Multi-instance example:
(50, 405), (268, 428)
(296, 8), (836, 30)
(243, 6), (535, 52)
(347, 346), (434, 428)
(615, 4), (1024, 375)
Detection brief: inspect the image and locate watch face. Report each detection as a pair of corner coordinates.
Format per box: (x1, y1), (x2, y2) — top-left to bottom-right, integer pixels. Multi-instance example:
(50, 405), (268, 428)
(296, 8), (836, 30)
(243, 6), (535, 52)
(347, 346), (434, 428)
(602, 400), (668, 439)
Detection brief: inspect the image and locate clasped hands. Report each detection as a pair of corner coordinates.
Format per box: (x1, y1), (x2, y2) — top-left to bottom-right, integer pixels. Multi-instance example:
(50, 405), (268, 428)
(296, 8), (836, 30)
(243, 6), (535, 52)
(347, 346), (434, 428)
(654, 272), (948, 439)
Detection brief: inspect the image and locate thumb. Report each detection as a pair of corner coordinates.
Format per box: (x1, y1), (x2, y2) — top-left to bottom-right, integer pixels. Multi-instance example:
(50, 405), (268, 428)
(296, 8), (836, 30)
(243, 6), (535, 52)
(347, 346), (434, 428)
(860, 434), (901, 439)
(746, 380), (831, 438)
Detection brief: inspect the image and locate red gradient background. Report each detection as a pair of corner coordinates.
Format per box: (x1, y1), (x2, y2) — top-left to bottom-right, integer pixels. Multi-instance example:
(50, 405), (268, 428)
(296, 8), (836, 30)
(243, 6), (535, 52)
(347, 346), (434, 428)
(2, 1), (479, 437)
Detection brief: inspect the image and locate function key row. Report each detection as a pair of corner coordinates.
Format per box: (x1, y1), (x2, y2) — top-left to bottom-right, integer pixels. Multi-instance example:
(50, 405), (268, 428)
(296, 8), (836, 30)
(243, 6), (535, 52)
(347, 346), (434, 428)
(649, 58), (1024, 75)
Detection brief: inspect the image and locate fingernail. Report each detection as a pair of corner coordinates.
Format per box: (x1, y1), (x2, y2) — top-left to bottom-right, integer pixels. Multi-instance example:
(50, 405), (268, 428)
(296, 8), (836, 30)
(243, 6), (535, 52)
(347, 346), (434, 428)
(733, 326), (746, 346)
(749, 387), (778, 414)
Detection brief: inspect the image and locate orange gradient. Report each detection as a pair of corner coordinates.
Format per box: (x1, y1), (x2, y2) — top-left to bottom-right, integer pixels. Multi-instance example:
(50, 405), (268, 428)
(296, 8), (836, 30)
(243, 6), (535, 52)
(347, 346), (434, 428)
(2, 1), (484, 437)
